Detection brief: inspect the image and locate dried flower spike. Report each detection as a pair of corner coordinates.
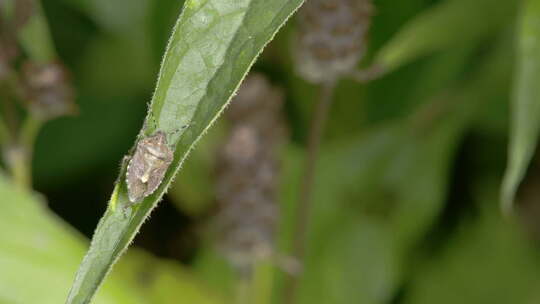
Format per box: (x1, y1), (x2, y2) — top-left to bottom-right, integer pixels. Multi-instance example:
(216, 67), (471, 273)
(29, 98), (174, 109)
(293, 0), (374, 83)
(126, 131), (174, 203)
(215, 73), (286, 272)
(21, 61), (76, 120)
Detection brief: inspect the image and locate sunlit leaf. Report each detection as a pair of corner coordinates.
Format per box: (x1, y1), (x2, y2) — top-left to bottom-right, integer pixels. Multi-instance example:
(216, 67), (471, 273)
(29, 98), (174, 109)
(0, 173), (219, 304)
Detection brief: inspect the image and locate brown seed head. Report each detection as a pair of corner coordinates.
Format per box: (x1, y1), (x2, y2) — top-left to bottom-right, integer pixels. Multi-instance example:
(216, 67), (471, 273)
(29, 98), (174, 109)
(215, 73), (286, 272)
(293, 0), (374, 83)
(21, 61), (77, 120)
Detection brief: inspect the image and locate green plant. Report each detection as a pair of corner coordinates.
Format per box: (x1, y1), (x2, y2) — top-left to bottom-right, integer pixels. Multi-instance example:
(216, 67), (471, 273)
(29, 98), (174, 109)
(2, 0), (540, 304)
(65, 1), (304, 303)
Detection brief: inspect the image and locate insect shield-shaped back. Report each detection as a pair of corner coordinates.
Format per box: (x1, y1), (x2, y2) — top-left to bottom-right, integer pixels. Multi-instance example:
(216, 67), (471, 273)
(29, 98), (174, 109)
(126, 131), (174, 203)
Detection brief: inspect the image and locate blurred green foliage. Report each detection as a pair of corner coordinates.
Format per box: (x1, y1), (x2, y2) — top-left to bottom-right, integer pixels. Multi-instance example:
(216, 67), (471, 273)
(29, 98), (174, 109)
(502, 0), (540, 213)
(0, 173), (220, 304)
(1, 0), (540, 303)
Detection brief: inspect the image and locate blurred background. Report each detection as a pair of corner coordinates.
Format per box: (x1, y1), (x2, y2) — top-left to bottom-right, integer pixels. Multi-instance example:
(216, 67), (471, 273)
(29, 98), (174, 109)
(1, 0), (540, 303)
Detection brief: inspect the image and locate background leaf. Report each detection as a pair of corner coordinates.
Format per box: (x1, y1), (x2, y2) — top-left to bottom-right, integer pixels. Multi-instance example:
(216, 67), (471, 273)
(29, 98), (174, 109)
(0, 173), (219, 304)
(404, 181), (540, 304)
(502, 0), (540, 213)
(272, 32), (513, 304)
(373, 0), (516, 74)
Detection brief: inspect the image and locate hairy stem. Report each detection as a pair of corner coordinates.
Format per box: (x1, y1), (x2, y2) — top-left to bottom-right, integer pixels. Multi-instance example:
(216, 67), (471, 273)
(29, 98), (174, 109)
(285, 81), (336, 303)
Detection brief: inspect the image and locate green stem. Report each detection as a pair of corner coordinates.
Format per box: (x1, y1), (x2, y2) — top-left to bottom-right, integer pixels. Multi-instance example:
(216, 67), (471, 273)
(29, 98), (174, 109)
(20, 115), (42, 154)
(235, 261), (274, 304)
(8, 116), (43, 188)
(235, 277), (249, 304)
(250, 261), (273, 304)
(285, 81), (336, 304)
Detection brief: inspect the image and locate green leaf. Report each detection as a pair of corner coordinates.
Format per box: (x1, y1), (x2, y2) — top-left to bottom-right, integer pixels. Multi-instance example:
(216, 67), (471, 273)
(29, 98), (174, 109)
(0, 174), (105, 304)
(404, 185), (540, 304)
(373, 0), (517, 74)
(66, 0), (305, 303)
(0, 173), (221, 304)
(501, 0), (540, 214)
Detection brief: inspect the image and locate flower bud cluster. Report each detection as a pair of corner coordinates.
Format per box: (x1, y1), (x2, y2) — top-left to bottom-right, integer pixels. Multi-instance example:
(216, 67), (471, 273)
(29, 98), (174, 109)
(215, 74), (286, 273)
(293, 0), (374, 83)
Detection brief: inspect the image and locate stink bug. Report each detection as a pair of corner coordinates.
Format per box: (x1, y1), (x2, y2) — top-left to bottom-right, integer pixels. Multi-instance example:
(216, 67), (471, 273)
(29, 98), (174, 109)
(126, 131), (174, 203)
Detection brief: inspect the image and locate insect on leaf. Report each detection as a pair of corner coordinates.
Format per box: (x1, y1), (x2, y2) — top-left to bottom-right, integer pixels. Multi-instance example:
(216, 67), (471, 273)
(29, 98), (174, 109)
(65, 0), (306, 303)
(126, 131), (173, 203)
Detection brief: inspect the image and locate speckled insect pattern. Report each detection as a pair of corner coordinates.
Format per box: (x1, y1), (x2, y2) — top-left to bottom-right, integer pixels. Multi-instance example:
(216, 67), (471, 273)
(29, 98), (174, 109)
(125, 130), (174, 203)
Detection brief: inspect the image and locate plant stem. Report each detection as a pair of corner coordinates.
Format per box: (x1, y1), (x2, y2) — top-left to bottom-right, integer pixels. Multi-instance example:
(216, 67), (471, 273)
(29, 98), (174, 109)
(251, 261), (273, 304)
(20, 116), (42, 155)
(285, 81), (336, 304)
(6, 116), (42, 188)
(235, 277), (249, 304)
(235, 261), (274, 304)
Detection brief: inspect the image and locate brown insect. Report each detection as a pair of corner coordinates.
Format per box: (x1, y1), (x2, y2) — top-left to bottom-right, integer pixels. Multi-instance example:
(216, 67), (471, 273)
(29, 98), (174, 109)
(126, 131), (174, 203)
